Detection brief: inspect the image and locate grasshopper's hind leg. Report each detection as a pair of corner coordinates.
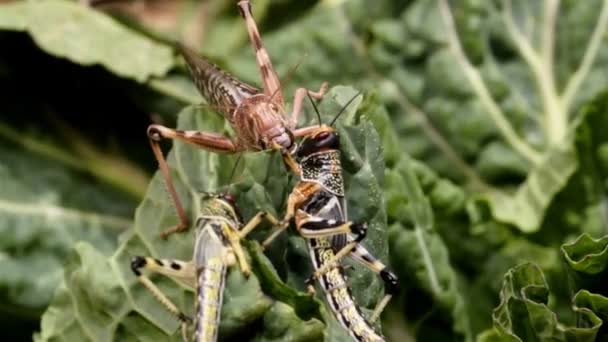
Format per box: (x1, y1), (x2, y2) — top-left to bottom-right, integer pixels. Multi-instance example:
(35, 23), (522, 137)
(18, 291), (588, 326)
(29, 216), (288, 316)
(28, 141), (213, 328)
(237, 0), (283, 101)
(130, 256), (196, 341)
(348, 244), (399, 322)
(147, 125), (241, 239)
(298, 218), (368, 281)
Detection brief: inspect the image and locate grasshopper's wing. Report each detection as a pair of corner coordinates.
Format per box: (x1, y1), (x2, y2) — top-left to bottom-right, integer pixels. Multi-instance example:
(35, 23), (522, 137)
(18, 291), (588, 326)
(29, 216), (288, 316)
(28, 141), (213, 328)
(180, 45), (260, 120)
(191, 224), (229, 342)
(315, 195), (349, 250)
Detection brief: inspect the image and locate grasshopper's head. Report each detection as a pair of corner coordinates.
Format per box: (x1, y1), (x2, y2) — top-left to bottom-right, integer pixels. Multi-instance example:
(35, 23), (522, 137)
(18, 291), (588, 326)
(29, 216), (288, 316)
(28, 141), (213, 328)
(294, 125), (340, 161)
(236, 97), (295, 152)
(199, 192), (243, 226)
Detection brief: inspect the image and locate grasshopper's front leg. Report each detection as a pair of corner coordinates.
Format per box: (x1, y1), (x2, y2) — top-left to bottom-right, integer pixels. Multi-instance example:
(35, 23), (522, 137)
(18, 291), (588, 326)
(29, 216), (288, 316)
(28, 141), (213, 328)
(261, 182), (325, 248)
(147, 124), (243, 238)
(298, 218), (368, 280)
(289, 83), (329, 128)
(226, 211), (282, 276)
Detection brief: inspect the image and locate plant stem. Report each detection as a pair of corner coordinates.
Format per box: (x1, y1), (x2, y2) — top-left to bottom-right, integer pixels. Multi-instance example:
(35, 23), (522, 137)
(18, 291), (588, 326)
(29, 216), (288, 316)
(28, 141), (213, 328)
(562, 0), (608, 115)
(439, 0), (542, 165)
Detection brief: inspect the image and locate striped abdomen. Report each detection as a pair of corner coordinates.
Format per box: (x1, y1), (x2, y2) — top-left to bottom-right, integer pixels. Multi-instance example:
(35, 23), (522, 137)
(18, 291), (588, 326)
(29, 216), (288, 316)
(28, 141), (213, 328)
(193, 257), (227, 342)
(179, 44), (259, 120)
(309, 238), (384, 342)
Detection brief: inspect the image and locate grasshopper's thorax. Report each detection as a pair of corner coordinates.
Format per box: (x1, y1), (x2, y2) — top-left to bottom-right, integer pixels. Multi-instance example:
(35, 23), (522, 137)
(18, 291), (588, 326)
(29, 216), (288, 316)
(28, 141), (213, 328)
(233, 95), (293, 151)
(197, 194), (242, 231)
(295, 125), (344, 196)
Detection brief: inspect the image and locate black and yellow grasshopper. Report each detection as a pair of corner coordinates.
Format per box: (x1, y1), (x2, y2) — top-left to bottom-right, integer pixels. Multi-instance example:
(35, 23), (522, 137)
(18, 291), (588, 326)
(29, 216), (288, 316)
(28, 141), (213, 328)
(263, 104), (399, 341)
(130, 193), (278, 342)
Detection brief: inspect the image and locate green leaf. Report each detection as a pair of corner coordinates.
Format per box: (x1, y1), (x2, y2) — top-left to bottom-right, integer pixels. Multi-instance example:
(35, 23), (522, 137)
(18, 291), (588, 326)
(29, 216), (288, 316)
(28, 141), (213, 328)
(562, 233), (608, 275)
(561, 233), (608, 299)
(482, 143), (578, 233)
(0, 137), (133, 318)
(253, 301), (324, 342)
(0, 1), (174, 82)
(572, 290), (608, 336)
(489, 262), (602, 342)
(385, 156), (473, 341)
(570, 92), (608, 236)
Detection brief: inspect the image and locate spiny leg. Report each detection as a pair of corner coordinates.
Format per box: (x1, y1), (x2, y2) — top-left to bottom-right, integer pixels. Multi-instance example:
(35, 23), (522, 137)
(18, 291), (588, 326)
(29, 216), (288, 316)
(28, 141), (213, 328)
(349, 244), (399, 322)
(262, 186), (312, 248)
(239, 211), (281, 239)
(147, 124), (240, 238)
(237, 0), (283, 102)
(130, 256), (196, 341)
(221, 211), (282, 277)
(300, 219), (368, 282)
(261, 207), (297, 249)
(261, 222), (289, 249)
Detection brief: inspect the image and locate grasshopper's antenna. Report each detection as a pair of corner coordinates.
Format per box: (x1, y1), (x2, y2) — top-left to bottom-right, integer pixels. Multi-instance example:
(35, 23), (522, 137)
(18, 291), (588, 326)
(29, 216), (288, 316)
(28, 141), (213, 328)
(227, 153), (244, 186)
(307, 92), (323, 126)
(329, 91), (362, 127)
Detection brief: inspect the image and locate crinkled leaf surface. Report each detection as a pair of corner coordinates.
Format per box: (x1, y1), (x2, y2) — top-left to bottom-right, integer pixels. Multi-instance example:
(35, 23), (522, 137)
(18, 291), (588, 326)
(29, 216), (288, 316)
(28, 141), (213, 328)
(562, 234), (608, 276)
(0, 0), (174, 82)
(482, 263), (603, 342)
(561, 233), (608, 300)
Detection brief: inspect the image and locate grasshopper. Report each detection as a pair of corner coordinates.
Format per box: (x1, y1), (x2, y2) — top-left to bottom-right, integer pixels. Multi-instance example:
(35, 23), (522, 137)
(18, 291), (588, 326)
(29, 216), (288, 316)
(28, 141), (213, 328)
(149, 0), (327, 238)
(130, 193), (279, 342)
(262, 98), (399, 341)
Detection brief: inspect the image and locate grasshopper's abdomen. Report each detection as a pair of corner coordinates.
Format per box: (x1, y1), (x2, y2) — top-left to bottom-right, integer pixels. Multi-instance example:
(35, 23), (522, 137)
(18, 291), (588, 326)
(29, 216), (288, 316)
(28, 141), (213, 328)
(194, 257), (227, 342)
(179, 44), (259, 120)
(309, 239), (384, 342)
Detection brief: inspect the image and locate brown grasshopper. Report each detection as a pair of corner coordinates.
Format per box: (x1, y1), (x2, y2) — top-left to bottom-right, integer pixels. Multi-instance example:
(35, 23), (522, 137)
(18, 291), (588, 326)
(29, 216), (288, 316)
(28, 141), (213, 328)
(149, 0), (327, 238)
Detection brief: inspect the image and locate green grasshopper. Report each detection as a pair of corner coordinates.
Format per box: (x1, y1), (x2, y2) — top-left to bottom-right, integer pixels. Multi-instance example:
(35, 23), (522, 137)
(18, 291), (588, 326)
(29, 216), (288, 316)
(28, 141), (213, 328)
(148, 0), (327, 238)
(130, 193), (279, 342)
(263, 97), (399, 342)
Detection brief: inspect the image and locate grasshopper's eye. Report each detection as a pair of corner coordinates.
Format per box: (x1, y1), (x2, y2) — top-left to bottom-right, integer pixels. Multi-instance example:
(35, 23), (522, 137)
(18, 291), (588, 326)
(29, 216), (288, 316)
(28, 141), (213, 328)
(313, 131), (339, 150)
(316, 131), (330, 140)
(220, 193), (237, 206)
